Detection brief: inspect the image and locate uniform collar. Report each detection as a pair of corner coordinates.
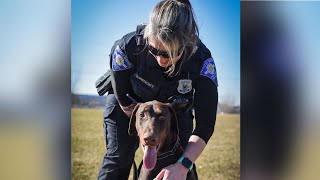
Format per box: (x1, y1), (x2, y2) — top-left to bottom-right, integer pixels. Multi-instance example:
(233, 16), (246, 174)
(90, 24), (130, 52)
(146, 53), (161, 67)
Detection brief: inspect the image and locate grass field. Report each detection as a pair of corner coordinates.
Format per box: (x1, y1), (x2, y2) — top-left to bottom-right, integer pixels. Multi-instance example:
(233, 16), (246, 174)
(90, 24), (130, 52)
(72, 108), (240, 180)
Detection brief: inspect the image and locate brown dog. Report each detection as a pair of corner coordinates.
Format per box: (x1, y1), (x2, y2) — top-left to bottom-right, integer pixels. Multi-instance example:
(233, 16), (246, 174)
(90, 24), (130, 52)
(128, 100), (196, 180)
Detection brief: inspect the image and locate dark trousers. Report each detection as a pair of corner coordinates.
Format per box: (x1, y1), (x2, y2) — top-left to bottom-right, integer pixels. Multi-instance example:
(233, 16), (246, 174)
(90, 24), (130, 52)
(97, 94), (195, 180)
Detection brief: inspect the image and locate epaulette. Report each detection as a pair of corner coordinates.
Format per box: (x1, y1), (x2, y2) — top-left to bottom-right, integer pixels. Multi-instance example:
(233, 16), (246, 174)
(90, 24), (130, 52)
(136, 24), (147, 52)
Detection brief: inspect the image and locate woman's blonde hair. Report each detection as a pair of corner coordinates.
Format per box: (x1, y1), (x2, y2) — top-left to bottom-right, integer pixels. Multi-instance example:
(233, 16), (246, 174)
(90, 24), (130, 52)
(144, 0), (199, 76)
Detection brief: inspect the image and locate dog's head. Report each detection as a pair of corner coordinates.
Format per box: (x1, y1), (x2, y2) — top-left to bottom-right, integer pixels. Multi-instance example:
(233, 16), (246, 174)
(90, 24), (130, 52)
(128, 100), (178, 170)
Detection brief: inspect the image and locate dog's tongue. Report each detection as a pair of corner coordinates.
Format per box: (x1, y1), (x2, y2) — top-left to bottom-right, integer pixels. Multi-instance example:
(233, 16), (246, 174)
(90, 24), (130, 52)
(143, 146), (157, 170)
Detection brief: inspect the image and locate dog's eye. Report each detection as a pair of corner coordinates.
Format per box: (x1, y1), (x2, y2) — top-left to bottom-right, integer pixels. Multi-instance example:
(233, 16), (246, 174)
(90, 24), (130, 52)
(139, 112), (145, 118)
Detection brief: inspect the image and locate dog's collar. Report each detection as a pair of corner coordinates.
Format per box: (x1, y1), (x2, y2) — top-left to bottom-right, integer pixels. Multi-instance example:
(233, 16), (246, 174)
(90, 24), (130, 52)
(157, 136), (182, 160)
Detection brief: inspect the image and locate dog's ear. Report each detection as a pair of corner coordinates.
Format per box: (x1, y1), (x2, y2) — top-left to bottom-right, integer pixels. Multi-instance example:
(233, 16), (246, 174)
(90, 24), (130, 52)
(128, 103), (140, 136)
(167, 105), (179, 135)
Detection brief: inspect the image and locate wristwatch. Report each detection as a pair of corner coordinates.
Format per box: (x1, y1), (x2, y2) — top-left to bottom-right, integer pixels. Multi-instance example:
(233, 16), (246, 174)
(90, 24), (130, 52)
(178, 156), (193, 171)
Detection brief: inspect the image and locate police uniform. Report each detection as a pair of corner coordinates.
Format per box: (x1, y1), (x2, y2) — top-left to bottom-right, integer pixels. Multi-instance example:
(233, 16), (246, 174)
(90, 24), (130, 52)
(97, 25), (218, 180)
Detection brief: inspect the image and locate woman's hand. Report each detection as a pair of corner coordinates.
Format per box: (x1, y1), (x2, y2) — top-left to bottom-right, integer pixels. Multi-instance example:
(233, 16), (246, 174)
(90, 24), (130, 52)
(120, 103), (136, 117)
(154, 162), (189, 180)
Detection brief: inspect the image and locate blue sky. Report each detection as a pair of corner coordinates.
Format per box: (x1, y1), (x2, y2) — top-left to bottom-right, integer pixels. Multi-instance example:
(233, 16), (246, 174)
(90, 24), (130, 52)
(72, 0), (240, 105)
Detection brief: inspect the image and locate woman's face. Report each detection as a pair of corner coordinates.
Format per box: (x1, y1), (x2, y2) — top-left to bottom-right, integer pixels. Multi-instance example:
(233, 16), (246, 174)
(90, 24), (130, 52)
(148, 36), (183, 68)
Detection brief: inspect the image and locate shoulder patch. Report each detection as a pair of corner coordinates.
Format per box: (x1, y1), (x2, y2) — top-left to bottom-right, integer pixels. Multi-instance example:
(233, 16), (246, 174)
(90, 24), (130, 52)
(112, 45), (133, 71)
(200, 58), (218, 86)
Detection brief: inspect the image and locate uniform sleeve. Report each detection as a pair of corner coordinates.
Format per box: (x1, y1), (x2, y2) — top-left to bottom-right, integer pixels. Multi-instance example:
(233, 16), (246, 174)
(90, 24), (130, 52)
(109, 38), (136, 106)
(193, 76), (218, 143)
(192, 56), (218, 143)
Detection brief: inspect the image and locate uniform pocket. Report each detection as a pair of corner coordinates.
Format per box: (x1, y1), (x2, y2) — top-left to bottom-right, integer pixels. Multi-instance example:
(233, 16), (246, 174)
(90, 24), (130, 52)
(103, 104), (118, 155)
(105, 121), (118, 155)
(130, 73), (160, 102)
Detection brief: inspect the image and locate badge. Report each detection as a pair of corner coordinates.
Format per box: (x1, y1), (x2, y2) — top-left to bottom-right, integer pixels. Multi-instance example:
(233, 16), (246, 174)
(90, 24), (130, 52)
(112, 45), (133, 71)
(177, 79), (192, 94)
(200, 58), (218, 86)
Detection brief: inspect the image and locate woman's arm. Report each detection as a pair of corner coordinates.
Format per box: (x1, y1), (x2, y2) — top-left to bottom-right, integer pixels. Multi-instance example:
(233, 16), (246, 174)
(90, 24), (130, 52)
(155, 135), (206, 180)
(109, 32), (139, 111)
(182, 135), (206, 163)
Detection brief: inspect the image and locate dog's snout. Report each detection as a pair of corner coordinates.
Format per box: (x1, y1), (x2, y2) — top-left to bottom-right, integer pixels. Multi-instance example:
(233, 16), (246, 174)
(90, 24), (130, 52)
(143, 133), (157, 145)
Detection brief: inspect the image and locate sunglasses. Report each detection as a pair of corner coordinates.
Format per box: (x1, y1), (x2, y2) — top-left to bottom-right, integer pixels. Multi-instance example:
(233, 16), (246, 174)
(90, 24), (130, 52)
(148, 45), (170, 59)
(148, 45), (184, 59)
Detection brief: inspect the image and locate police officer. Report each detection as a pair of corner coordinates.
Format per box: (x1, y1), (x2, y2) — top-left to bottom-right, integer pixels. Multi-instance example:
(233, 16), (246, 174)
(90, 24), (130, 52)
(97, 0), (218, 179)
